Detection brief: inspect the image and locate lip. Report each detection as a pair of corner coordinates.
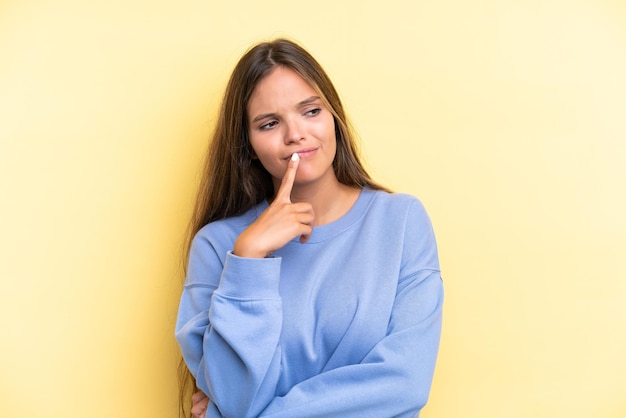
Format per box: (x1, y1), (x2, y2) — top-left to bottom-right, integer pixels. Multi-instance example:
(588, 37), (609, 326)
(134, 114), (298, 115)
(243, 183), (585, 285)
(283, 147), (319, 160)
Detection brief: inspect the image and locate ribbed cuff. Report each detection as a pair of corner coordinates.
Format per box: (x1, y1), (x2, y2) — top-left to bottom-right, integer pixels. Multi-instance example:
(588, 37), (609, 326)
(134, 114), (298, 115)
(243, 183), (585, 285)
(215, 251), (282, 299)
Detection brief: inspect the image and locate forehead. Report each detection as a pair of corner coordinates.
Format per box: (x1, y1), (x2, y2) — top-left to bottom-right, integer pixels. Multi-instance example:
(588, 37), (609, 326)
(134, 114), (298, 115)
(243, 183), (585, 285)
(248, 67), (319, 109)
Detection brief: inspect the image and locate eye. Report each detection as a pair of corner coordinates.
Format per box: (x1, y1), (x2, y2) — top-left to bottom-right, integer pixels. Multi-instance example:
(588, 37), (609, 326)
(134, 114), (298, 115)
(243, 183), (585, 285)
(304, 108), (321, 117)
(259, 120), (278, 130)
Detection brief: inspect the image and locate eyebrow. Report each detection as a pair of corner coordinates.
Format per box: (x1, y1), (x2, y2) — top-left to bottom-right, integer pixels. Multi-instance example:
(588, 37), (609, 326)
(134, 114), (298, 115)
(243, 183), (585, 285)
(251, 96), (321, 123)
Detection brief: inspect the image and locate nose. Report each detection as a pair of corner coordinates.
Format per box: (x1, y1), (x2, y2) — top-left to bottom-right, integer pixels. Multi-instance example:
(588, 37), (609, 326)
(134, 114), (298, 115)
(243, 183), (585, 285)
(284, 118), (304, 144)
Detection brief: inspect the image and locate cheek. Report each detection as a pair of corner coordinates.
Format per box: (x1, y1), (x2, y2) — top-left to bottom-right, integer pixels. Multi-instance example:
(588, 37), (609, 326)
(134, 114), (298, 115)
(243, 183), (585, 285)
(321, 116), (337, 146)
(257, 159), (285, 182)
(250, 143), (284, 179)
(249, 136), (268, 163)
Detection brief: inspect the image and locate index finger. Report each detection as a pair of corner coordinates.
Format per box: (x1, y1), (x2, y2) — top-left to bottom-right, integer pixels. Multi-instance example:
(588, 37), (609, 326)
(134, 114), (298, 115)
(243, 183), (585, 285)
(276, 152), (300, 201)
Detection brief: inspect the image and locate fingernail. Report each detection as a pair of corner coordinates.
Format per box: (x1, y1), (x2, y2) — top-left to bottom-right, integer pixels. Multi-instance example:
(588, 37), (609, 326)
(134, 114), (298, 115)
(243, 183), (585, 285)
(291, 153), (299, 161)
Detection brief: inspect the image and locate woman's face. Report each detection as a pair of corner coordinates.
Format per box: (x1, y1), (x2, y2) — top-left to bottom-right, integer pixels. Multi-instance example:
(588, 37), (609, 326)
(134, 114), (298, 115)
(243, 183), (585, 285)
(247, 66), (337, 190)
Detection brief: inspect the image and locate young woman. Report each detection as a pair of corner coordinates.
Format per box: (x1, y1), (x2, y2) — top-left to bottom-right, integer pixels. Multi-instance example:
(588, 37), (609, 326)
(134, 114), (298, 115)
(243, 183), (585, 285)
(175, 38), (443, 418)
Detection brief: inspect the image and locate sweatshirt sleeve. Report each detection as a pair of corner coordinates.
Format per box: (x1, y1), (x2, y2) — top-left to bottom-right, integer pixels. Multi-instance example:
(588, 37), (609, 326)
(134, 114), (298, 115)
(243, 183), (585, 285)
(257, 280), (443, 418)
(257, 198), (444, 418)
(175, 230), (285, 418)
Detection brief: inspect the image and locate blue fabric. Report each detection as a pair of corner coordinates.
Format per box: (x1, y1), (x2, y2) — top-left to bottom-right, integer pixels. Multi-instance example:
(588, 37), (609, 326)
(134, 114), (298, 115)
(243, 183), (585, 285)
(176, 189), (444, 418)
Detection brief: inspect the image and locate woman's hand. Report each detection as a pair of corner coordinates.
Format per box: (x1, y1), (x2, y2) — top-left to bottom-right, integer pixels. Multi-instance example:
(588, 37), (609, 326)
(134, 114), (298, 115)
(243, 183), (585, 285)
(233, 153), (314, 258)
(191, 391), (209, 418)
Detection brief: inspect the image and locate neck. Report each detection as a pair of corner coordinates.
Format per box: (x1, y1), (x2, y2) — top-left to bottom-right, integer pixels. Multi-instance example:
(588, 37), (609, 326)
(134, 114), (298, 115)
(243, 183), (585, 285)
(285, 176), (361, 226)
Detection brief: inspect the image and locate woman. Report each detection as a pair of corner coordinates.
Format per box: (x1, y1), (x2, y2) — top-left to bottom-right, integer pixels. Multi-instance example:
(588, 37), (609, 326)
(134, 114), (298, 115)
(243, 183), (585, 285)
(175, 38), (443, 418)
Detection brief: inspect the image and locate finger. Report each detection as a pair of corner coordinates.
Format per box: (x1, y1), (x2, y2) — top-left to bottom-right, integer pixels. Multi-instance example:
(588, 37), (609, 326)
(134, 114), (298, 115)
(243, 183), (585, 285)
(275, 152), (300, 202)
(299, 222), (313, 243)
(297, 208), (314, 243)
(300, 232), (311, 243)
(192, 392), (207, 404)
(191, 397), (209, 417)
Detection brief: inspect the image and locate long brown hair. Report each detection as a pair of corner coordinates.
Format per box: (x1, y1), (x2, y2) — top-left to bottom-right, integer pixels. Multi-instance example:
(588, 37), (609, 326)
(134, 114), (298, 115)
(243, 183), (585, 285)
(178, 38), (387, 416)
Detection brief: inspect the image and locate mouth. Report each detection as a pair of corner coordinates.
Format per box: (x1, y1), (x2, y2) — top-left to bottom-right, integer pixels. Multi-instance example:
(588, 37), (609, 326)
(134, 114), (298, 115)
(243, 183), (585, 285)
(283, 147), (319, 160)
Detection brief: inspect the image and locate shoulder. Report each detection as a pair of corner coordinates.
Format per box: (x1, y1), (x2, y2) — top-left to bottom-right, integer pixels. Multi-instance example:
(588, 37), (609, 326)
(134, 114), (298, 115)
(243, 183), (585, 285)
(189, 201), (268, 265)
(185, 202), (269, 285)
(367, 189), (437, 244)
(365, 189), (430, 222)
(361, 189), (440, 273)
(195, 201), (269, 244)
(357, 189), (435, 242)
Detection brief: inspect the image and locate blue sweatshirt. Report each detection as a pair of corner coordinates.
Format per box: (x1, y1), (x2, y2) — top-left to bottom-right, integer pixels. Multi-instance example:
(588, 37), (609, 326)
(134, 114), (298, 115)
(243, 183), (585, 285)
(175, 189), (443, 418)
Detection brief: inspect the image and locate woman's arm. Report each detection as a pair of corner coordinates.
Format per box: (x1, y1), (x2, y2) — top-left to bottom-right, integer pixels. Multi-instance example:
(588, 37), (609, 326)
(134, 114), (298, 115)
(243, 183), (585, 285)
(183, 269), (442, 418)
(176, 155), (314, 417)
(258, 270), (443, 417)
(176, 243), (286, 418)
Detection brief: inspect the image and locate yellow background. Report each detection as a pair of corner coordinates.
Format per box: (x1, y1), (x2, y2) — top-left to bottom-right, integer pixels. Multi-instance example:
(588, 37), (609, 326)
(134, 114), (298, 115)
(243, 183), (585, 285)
(1, 1), (625, 417)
